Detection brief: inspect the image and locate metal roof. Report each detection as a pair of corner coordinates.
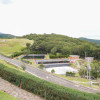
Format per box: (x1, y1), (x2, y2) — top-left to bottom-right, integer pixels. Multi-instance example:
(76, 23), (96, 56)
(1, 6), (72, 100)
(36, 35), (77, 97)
(44, 63), (69, 68)
(70, 55), (79, 57)
(25, 54), (46, 56)
(36, 59), (70, 63)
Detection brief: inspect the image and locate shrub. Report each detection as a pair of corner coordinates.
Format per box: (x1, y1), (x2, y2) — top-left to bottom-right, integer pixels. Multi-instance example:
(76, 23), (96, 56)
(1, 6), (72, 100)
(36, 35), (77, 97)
(79, 68), (87, 78)
(21, 59), (32, 64)
(39, 64), (44, 69)
(0, 63), (100, 100)
(51, 69), (55, 73)
(11, 52), (23, 58)
(66, 72), (75, 77)
(21, 64), (26, 70)
(49, 53), (68, 58)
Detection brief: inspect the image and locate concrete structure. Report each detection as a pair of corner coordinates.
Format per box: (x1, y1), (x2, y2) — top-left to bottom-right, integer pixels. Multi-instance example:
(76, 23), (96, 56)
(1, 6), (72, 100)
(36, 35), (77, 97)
(44, 63), (69, 68)
(69, 55), (79, 60)
(19, 54), (46, 59)
(36, 59), (70, 64)
(85, 57), (94, 62)
(69, 55), (79, 63)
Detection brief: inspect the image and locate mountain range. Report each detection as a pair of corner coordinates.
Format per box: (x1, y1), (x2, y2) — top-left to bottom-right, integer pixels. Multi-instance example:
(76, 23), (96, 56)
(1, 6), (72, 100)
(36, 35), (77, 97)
(0, 32), (15, 38)
(79, 37), (100, 45)
(0, 32), (100, 45)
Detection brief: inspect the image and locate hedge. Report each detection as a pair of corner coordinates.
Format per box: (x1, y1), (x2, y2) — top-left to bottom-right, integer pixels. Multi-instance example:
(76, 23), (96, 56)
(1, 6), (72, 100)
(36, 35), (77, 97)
(0, 63), (100, 100)
(10, 52), (23, 58)
(49, 53), (69, 58)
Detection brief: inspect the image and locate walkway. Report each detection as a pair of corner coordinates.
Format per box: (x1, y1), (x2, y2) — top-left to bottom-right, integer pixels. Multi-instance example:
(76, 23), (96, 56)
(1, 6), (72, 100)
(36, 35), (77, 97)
(0, 77), (44, 100)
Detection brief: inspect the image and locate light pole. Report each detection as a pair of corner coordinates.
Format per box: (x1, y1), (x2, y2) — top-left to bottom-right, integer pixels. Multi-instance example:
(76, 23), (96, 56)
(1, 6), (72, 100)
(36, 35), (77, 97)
(87, 62), (92, 86)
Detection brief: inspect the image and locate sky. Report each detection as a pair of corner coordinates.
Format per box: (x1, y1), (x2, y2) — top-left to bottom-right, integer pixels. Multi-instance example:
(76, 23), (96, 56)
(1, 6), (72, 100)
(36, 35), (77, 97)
(0, 0), (100, 39)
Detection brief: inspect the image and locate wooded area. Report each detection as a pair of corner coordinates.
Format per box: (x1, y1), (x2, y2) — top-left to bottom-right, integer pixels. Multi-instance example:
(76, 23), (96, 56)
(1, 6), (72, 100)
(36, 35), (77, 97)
(23, 33), (100, 59)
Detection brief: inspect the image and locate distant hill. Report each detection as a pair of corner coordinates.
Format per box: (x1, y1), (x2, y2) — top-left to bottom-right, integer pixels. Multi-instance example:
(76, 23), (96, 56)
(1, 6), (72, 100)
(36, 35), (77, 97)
(0, 32), (15, 38)
(79, 37), (100, 45)
(23, 33), (100, 59)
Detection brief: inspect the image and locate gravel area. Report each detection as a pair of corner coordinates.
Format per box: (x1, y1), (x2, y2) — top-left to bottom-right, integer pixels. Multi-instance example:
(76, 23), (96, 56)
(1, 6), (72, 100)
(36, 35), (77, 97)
(0, 77), (44, 100)
(45, 66), (78, 74)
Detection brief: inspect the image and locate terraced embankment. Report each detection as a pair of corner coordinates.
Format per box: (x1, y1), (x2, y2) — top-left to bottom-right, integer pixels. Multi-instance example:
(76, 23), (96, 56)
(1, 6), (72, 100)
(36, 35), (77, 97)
(0, 55), (100, 94)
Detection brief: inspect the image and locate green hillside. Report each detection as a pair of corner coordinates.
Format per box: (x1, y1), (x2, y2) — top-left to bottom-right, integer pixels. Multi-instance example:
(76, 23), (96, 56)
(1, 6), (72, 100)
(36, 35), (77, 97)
(80, 37), (100, 45)
(0, 38), (33, 56)
(0, 33), (15, 38)
(23, 33), (100, 59)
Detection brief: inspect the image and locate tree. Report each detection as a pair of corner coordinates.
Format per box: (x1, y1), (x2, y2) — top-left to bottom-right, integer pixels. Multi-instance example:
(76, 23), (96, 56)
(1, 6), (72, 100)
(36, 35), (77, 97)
(51, 69), (55, 73)
(91, 61), (100, 79)
(26, 43), (31, 49)
(51, 47), (57, 54)
(61, 47), (71, 55)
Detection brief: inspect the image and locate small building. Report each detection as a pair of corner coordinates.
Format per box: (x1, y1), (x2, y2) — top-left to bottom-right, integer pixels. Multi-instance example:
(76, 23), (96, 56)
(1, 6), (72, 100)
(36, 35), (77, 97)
(85, 57), (94, 62)
(69, 55), (79, 60)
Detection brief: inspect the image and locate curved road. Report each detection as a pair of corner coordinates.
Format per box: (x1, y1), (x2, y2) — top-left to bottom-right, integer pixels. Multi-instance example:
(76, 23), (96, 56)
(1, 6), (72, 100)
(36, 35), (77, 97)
(0, 55), (100, 94)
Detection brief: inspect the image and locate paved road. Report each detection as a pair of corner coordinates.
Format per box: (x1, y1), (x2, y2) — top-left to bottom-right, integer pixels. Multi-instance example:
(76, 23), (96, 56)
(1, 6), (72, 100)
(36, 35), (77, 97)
(0, 55), (100, 94)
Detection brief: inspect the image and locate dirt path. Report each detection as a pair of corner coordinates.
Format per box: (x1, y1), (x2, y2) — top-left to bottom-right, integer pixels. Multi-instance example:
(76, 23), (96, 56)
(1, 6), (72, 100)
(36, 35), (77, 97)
(0, 77), (44, 100)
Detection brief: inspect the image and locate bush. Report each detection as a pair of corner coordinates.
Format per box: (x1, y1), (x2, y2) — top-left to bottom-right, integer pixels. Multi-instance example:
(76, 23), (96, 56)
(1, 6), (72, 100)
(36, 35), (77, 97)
(66, 72), (75, 77)
(79, 68), (87, 78)
(21, 64), (26, 70)
(39, 64), (44, 69)
(51, 69), (55, 73)
(10, 52), (23, 58)
(49, 53), (68, 58)
(0, 63), (100, 100)
(21, 59), (32, 64)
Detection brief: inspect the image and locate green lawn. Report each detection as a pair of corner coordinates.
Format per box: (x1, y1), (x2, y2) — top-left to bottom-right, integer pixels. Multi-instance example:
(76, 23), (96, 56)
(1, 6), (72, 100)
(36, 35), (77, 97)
(58, 74), (100, 89)
(0, 59), (24, 72)
(0, 38), (33, 56)
(0, 91), (19, 100)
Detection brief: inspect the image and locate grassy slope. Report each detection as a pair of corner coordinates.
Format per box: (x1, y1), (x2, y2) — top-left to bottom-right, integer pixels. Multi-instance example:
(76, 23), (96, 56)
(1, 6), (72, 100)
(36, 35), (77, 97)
(0, 91), (19, 100)
(0, 38), (33, 56)
(58, 75), (100, 89)
(0, 59), (24, 72)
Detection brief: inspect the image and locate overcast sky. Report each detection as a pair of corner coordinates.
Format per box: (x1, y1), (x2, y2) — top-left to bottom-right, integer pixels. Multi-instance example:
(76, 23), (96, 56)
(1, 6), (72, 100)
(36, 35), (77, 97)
(0, 0), (100, 39)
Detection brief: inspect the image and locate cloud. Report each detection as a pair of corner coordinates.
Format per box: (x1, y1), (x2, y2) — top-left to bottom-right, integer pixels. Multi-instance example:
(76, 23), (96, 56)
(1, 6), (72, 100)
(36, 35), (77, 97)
(0, 0), (100, 39)
(0, 0), (12, 4)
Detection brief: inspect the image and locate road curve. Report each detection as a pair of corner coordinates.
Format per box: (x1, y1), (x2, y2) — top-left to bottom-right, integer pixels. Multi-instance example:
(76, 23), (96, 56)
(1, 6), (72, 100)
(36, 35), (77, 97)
(0, 55), (100, 94)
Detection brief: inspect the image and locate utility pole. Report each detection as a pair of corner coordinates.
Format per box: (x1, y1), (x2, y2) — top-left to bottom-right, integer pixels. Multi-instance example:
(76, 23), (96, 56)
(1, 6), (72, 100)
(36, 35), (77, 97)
(87, 69), (88, 79)
(87, 62), (92, 86)
(85, 52), (88, 79)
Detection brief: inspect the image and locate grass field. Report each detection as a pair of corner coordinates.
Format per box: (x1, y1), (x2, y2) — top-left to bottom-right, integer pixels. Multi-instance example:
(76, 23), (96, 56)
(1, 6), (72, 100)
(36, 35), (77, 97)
(0, 91), (19, 100)
(0, 59), (24, 72)
(59, 75), (100, 89)
(0, 38), (33, 56)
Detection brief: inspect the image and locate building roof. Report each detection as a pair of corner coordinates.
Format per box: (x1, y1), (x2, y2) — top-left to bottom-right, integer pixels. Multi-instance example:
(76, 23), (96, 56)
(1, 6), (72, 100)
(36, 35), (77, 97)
(36, 59), (70, 63)
(25, 54), (46, 56)
(85, 57), (94, 59)
(70, 55), (79, 57)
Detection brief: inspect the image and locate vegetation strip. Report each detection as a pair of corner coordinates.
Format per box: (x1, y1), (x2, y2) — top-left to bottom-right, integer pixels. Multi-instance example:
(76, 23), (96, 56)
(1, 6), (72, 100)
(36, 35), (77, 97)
(0, 91), (19, 100)
(0, 63), (100, 100)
